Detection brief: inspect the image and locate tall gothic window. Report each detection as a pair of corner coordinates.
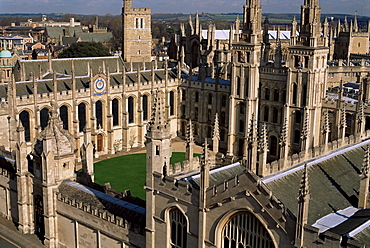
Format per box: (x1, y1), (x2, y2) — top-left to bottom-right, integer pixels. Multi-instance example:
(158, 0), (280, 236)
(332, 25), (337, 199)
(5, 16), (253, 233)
(96, 100), (103, 129)
(128, 96), (134, 123)
(208, 93), (213, 104)
(59, 105), (69, 130)
(221, 95), (227, 107)
(195, 91), (199, 103)
(236, 77), (241, 96)
(143, 95), (148, 121)
(270, 136), (278, 157)
(40, 108), (49, 130)
(19, 110), (30, 142)
(169, 91), (175, 116)
(292, 83), (298, 105)
(222, 212), (274, 248)
(112, 99), (119, 126)
(78, 103), (86, 132)
(169, 208), (187, 248)
(264, 87), (270, 100)
(272, 107), (278, 124)
(273, 89), (279, 101)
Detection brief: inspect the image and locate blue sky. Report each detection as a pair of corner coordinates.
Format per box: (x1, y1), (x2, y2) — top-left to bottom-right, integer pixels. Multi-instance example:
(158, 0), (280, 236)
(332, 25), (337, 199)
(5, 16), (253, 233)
(1, 0), (369, 16)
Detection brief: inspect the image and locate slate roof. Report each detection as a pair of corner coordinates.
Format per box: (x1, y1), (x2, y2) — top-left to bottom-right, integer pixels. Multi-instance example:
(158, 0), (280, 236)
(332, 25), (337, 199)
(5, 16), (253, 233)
(182, 162), (245, 189)
(78, 32), (113, 43)
(263, 139), (370, 245)
(58, 180), (146, 226)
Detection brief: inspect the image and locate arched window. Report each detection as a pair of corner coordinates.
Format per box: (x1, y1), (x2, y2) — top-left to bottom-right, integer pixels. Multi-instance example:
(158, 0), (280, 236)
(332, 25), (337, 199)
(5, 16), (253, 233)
(128, 97), (134, 123)
(112, 99), (119, 126)
(272, 107), (278, 123)
(222, 212), (274, 248)
(208, 110), (212, 122)
(220, 111), (226, 125)
(273, 89), (279, 101)
(169, 91), (175, 116)
(264, 106), (269, 122)
(221, 95), (227, 107)
(292, 83), (298, 105)
(59, 105), (69, 130)
(239, 120), (245, 133)
(294, 130), (300, 144)
(301, 84), (307, 106)
(195, 91), (199, 103)
(78, 103), (86, 132)
(142, 95), (148, 121)
(265, 87), (270, 100)
(19, 110), (30, 142)
(236, 77), (241, 96)
(270, 136), (278, 157)
(239, 103), (245, 115)
(182, 89), (186, 101)
(40, 108), (49, 130)
(169, 208), (187, 248)
(295, 110), (301, 124)
(208, 93), (213, 105)
(96, 100), (103, 129)
(194, 107), (199, 121)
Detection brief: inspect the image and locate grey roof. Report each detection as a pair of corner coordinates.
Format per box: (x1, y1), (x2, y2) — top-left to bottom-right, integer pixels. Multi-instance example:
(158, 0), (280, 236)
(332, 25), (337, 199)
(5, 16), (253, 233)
(78, 32), (113, 43)
(58, 180), (145, 224)
(45, 26), (84, 38)
(184, 162), (245, 188)
(264, 139), (370, 243)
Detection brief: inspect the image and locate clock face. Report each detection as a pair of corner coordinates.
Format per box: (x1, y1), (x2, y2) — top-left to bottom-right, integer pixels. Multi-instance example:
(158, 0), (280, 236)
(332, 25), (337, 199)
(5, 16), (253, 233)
(94, 77), (106, 93)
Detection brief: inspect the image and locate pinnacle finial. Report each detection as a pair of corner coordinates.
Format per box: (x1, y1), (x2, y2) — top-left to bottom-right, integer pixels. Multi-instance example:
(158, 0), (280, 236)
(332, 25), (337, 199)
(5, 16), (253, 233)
(361, 146), (370, 179)
(258, 122), (268, 152)
(298, 164), (310, 199)
(213, 113), (220, 140)
(186, 119), (194, 144)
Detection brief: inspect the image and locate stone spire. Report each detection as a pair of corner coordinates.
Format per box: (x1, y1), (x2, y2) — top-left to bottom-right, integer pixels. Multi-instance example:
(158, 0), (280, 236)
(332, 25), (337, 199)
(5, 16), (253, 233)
(258, 122), (268, 176)
(295, 164), (310, 247)
(246, 113), (259, 172)
(344, 16), (349, 32)
(199, 138), (210, 248)
(300, 0), (322, 47)
(235, 15), (240, 42)
(242, 0), (262, 44)
(301, 110), (310, 152)
(322, 109), (330, 148)
(291, 16), (298, 46)
(280, 118), (289, 164)
(359, 146), (370, 208)
(357, 99), (365, 134)
(147, 90), (170, 138)
(353, 12), (359, 32)
(212, 113), (220, 153)
(185, 119), (194, 161)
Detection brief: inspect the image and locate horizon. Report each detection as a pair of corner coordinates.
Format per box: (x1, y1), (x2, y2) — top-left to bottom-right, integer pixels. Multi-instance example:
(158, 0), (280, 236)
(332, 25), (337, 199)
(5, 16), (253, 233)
(1, 0), (369, 17)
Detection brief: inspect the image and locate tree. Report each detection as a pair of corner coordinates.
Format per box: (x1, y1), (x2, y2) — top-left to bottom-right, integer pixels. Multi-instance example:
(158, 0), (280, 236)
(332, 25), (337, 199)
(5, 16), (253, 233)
(58, 41), (111, 58)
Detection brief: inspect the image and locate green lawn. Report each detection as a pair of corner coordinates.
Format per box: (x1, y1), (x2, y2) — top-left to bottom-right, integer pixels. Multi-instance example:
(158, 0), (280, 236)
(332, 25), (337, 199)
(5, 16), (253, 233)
(94, 152), (199, 200)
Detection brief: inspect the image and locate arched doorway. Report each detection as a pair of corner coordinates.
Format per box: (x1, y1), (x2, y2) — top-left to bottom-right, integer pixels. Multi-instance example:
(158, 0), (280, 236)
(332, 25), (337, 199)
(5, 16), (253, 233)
(221, 211), (274, 248)
(97, 134), (104, 152)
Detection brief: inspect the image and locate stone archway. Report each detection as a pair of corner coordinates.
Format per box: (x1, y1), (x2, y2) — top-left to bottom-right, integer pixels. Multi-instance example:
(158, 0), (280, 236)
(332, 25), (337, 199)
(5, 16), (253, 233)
(221, 211), (275, 248)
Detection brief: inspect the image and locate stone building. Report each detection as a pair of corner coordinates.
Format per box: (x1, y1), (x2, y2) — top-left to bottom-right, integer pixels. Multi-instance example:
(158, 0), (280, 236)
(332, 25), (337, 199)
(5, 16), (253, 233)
(122, 0), (152, 62)
(0, 0), (370, 247)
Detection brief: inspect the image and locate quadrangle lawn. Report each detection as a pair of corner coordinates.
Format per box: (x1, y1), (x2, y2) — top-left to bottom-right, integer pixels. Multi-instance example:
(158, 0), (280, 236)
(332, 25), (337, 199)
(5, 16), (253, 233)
(94, 152), (199, 200)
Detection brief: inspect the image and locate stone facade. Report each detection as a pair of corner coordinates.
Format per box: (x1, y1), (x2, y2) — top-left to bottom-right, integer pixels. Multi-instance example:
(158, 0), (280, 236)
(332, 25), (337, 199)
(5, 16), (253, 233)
(0, 0), (370, 247)
(122, 0), (152, 62)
